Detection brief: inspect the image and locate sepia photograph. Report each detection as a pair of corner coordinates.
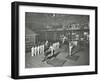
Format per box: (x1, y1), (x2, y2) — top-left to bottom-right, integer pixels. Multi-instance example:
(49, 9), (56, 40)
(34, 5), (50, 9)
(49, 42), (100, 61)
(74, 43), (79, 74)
(25, 12), (90, 68)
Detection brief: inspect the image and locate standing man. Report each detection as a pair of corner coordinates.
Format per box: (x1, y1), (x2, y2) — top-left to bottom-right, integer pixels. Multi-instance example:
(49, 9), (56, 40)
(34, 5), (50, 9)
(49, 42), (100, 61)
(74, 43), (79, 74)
(69, 42), (73, 56)
(62, 35), (67, 44)
(37, 45), (40, 55)
(41, 44), (44, 54)
(50, 45), (54, 56)
(34, 46), (37, 56)
(31, 46), (34, 56)
(45, 40), (48, 46)
(56, 42), (60, 49)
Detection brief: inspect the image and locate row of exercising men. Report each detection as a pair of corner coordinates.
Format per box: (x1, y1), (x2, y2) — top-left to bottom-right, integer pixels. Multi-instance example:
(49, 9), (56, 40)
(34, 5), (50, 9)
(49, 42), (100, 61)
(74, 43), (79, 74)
(31, 44), (44, 56)
(31, 41), (60, 56)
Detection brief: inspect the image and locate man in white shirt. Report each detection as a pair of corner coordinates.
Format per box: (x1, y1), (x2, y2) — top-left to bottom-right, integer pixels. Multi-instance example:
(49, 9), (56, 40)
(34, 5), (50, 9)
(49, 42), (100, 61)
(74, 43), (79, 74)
(69, 42), (73, 56)
(45, 40), (48, 46)
(34, 46), (37, 56)
(69, 41), (78, 56)
(37, 45), (40, 55)
(39, 44), (44, 54)
(56, 42), (60, 49)
(31, 46), (34, 56)
(52, 43), (56, 50)
(41, 44), (44, 54)
(50, 45), (54, 56)
(62, 36), (67, 44)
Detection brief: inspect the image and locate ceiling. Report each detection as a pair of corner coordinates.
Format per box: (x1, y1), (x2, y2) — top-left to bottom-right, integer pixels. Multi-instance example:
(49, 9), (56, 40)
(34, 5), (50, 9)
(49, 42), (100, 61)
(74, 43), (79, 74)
(25, 12), (89, 32)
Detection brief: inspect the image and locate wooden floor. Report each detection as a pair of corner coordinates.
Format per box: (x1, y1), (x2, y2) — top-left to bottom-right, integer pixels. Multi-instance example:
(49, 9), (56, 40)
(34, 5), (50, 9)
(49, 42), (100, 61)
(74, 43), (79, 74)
(25, 44), (89, 68)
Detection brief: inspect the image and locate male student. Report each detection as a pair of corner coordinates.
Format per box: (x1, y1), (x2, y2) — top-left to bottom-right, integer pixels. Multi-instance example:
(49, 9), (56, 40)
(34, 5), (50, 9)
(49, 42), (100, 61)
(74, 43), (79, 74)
(69, 42), (73, 56)
(31, 46), (34, 56)
(62, 35), (67, 44)
(34, 45), (37, 56)
(45, 40), (48, 46)
(41, 44), (44, 54)
(69, 41), (78, 56)
(37, 45), (40, 55)
(50, 45), (54, 56)
(56, 42), (60, 49)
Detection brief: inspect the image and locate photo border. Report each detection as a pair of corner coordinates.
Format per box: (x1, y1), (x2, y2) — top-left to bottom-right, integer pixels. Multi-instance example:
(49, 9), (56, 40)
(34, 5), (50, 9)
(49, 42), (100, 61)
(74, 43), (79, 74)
(11, 1), (98, 79)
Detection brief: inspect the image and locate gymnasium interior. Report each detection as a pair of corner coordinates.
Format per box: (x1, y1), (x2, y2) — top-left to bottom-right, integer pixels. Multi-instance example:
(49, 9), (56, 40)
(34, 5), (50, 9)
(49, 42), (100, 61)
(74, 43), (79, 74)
(25, 12), (89, 68)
